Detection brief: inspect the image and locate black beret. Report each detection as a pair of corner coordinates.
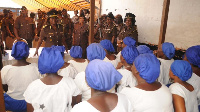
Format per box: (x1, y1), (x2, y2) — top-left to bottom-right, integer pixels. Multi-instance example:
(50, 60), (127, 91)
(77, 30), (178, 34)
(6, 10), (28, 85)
(47, 9), (58, 18)
(125, 13), (136, 19)
(107, 12), (114, 19)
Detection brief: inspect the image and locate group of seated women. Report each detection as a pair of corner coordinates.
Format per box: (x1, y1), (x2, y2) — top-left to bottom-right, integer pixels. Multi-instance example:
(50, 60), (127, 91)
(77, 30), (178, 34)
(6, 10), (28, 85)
(1, 38), (200, 112)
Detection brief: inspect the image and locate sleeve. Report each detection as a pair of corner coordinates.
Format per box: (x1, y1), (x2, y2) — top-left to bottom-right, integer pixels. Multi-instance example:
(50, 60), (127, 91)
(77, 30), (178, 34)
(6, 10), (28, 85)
(1, 66), (11, 84)
(68, 64), (78, 79)
(23, 81), (38, 103)
(169, 83), (185, 98)
(74, 72), (85, 93)
(39, 28), (45, 40)
(14, 17), (20, 29)
(68, 78), (81, 96)
(112, 26), (117, 37)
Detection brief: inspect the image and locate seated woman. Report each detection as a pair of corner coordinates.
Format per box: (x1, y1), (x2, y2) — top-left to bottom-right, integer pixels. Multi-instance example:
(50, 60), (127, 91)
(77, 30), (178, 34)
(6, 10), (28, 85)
(52, 45), (78, 79)
(68, 46), (88, 73)
(136, 45), (153, 54)
(100, 39), (118, 68)
(116, 36), (136, 64)
(184, 45), (200, 108)
(169, 60), (198, 112)
(71, 59), (132, 112)
(1, 41), (40, 111)
(157, 42), (175, 85)
(116, 46), (139, 92)
(120, 53), (173, 111)
(24, 47), (81, 112)
(74, 43), (107, 101)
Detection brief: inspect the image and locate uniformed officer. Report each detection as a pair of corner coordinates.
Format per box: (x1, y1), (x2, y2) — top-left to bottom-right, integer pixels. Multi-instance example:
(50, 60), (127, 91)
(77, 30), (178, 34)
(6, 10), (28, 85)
(62, 9), (73, 50)
(5, 10), (15, 38)
(117, 13), (138, 51)
(114, 14), (124, 37)
(35, 9), (45, 39)
(73, 13), (89, 59)
(1, 9), (9, 42)
(101, 12), (117, 51)
(14, 6), (36, 48)
(34, 9), (68, 56)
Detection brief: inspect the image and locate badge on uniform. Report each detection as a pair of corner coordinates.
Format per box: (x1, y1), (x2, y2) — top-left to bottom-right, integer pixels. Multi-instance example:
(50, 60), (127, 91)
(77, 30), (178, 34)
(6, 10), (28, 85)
(50, 39), (52, 41)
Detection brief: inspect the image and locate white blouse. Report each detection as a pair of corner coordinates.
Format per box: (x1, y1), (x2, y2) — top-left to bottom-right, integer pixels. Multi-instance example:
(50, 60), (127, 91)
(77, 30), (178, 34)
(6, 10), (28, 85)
(24, 77), (81, 112)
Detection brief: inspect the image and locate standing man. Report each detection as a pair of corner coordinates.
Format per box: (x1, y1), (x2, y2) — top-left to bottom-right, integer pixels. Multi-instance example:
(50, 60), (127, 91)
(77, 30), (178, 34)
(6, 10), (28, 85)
(73, 13), (89, 59)
(1, 9), (9, 42)
(5, 10), (15, 49)
(35, 9), (45, 40)
(14, 6), (36, 48)
(62, 9), (73, 50)
(117, 13), (138, 50)
(34, 9), (68, 56)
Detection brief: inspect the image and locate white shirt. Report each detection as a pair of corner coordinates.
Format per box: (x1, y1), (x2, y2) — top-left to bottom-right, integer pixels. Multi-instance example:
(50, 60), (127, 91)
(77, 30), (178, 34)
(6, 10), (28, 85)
(116, 51), (121, 64)
(187, 73), (200, 105)
(68, 59), (88, 73)
(24, 77), (81, 112)
(71, 93), (133, 112)
(157, 58), (174, 85)
(58, 64), (78, 79)
(1, 63), (40, 100)
(74, 72), (91, 101)
(169, 83), (198, 112)
(120, 84), (173, 112)
(104, 57), (118, 68)
(117, 69), (137, 92)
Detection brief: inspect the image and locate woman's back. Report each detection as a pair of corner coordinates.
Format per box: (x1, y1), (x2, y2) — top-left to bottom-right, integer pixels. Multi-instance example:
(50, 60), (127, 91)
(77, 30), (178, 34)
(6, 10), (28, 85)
(120, 84), (173, 112)
(68, 59), (88, 73)
(169, 83), (198, 112)
(1, 63), (40, 100)
(71, 93), (132, 112)
(24, 77), (81, 111)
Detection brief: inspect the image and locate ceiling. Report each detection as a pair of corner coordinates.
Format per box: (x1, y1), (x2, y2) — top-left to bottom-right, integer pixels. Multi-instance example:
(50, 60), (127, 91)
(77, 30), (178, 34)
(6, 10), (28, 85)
(11, 0), (91, 11)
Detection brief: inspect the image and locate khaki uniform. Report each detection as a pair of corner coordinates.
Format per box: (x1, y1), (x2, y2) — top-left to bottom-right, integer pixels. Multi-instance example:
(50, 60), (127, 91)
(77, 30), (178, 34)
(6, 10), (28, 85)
(1, 17), (8, 40)
(102, 23), (117, 52)
(5, 17), (15, 36)
(102, 24), (117, 41)
(61, 17), (73, 49)
(118, 25), (138, 41)
(14, 16), (36, 47)
(73, 23), (89, 59)
(36, 18), (45, 37)
(40, 24), (64, 47)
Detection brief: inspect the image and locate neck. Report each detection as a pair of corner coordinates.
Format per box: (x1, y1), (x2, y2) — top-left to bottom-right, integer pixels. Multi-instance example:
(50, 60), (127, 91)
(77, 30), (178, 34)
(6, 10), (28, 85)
(91, 89), (107, 97)
(14, 59), (29, 65)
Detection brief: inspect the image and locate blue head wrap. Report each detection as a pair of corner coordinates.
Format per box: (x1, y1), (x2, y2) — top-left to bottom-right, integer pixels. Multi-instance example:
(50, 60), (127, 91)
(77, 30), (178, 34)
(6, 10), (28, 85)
(51, 45), (65, 57)
(121, 46), (139, 64)
(162, 42), (175, 59)
(86, 59), (122, 91)
(70, 46), (83, 58)
(171, 60), (192, 81)
(137, 45), (153, 54)
(11, 41), (29, 60)
(134, 53), (160, 83)
(38, 47), (64, 74)
(87, 43), (106, 61)
(123, 37), (136, 46)
(186, 45), (200, 68)
(100, 39), (115, 52)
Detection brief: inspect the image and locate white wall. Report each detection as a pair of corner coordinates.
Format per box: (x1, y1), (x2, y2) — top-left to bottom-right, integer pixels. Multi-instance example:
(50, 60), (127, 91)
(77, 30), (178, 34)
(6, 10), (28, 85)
(101, 0), (200, 49)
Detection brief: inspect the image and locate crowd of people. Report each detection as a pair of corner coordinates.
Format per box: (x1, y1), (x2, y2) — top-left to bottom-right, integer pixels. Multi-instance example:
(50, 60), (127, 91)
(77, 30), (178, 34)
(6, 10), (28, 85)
(0, 6), (200, 112)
